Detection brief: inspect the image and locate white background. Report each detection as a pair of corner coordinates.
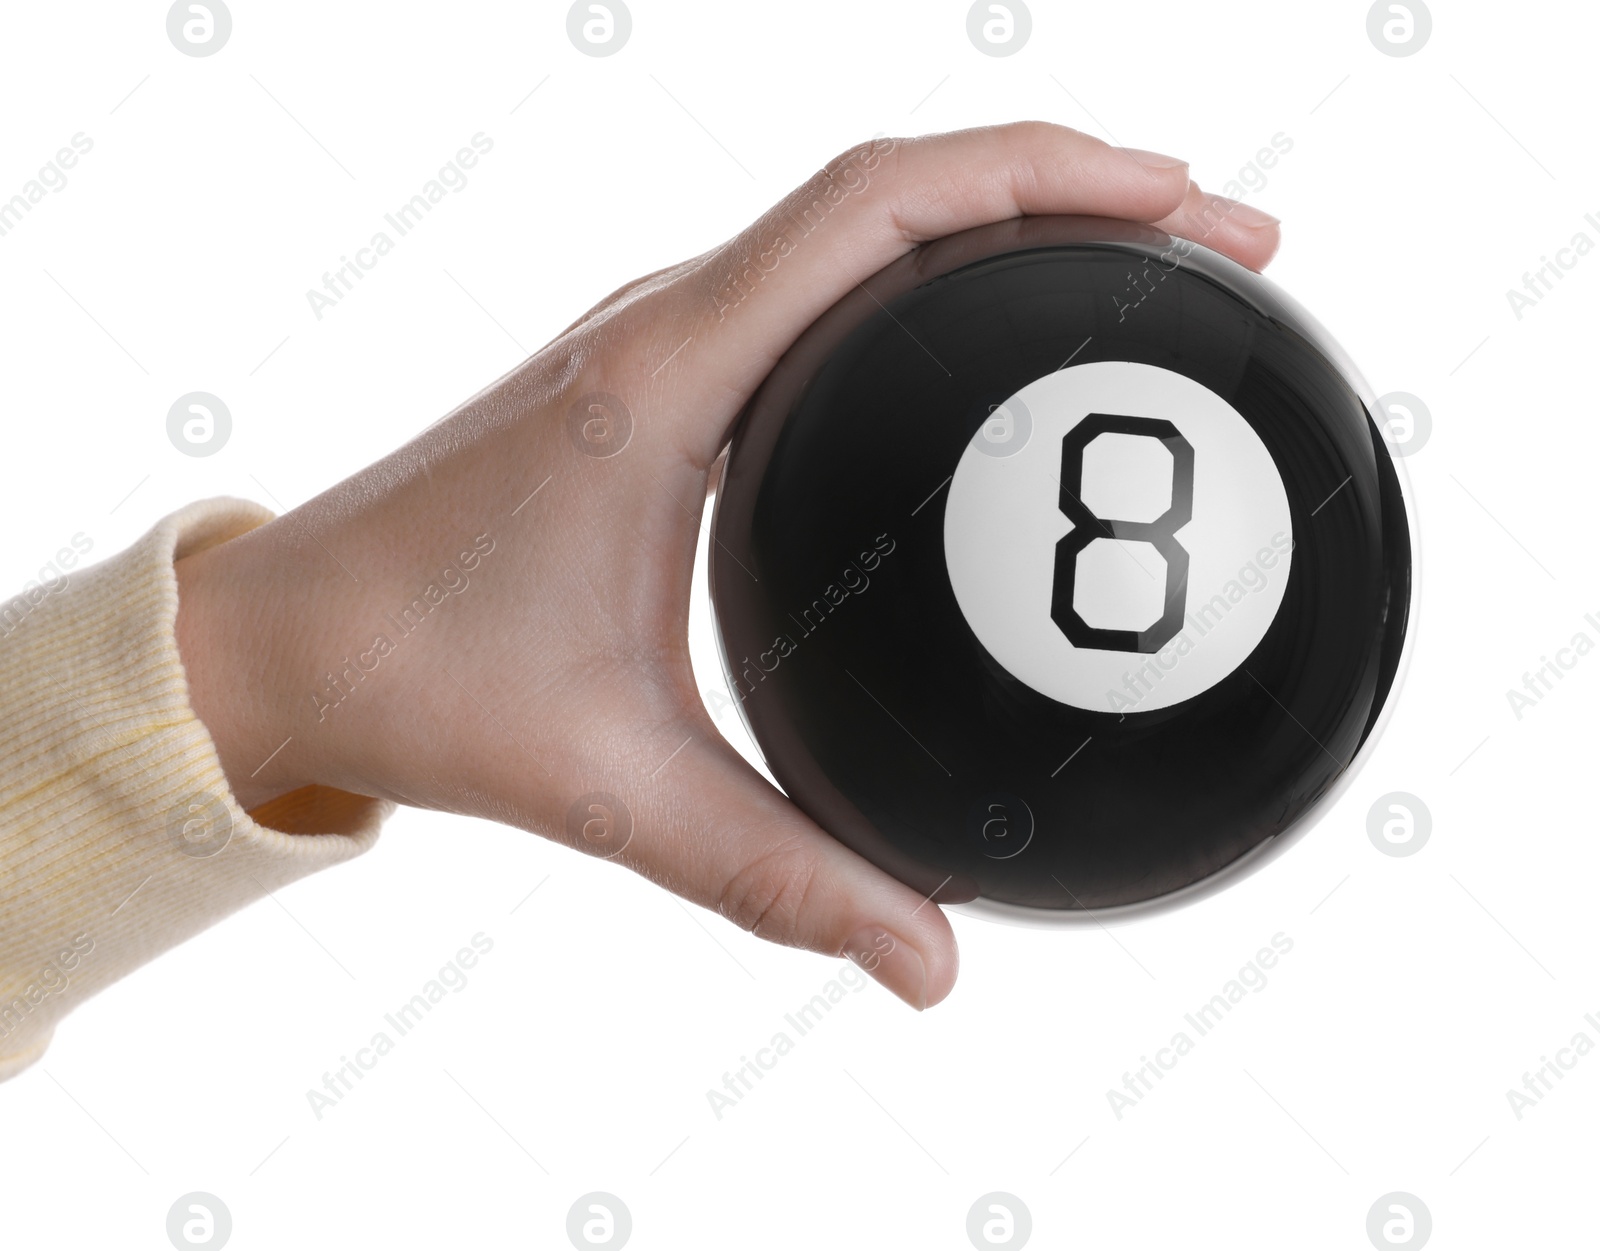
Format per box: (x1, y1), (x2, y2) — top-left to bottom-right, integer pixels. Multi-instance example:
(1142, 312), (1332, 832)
(0, 2), (1594, 1247)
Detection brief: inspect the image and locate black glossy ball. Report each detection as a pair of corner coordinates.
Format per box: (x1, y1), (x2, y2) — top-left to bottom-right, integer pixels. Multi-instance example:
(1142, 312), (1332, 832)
(710, 216), (1412, 922)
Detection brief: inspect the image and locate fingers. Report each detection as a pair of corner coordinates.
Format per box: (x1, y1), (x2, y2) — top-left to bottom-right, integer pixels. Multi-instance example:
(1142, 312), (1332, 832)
(650, 121), (1197, 463)
(603, 733), (959, 1010)
(1151, 179), (1281, 273)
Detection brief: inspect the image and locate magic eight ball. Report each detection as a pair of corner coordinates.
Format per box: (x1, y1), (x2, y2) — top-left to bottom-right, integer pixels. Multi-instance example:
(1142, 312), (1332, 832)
(709, 216), (1414, 922)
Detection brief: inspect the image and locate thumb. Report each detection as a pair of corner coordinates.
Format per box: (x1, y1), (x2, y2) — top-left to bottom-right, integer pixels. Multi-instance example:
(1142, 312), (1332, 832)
(580, 731), (960, 1009)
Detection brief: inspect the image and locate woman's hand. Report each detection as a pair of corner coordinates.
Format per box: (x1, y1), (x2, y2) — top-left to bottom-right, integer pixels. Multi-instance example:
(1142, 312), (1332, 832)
(172, 122), (1281, 1010)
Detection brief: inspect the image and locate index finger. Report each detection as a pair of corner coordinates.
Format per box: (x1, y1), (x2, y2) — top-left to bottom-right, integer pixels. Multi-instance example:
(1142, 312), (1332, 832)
(652, 121), (1203, 463)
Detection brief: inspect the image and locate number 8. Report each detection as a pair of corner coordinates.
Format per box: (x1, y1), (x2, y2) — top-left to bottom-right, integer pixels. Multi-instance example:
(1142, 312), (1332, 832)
(1051, 413), (1194, 653)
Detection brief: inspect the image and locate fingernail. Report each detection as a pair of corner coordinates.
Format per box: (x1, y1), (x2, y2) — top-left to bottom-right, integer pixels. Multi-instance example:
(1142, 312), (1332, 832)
(844, 925), (927, 1010)
(1219, 198), (1280, 231)
(1118, 147), (1188, 173)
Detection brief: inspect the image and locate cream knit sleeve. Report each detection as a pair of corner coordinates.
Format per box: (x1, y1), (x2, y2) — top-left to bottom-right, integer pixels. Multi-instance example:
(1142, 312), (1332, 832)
(0, 498), (391, 1081)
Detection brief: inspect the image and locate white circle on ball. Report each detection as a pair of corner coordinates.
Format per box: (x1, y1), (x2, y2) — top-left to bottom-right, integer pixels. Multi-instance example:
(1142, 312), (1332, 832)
(943, 361), (1293, 714)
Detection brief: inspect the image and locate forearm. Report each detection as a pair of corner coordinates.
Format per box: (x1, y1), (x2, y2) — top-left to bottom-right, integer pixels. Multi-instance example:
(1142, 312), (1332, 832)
(0, 500), (390, 1080)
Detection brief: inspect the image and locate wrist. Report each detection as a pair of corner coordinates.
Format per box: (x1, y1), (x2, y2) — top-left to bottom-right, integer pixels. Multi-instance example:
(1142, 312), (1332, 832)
(173, 525), (314, 811)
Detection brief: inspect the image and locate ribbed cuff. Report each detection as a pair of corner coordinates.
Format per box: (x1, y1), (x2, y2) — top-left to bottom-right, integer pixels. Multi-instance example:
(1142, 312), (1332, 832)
(0, 498), (391, 1079)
